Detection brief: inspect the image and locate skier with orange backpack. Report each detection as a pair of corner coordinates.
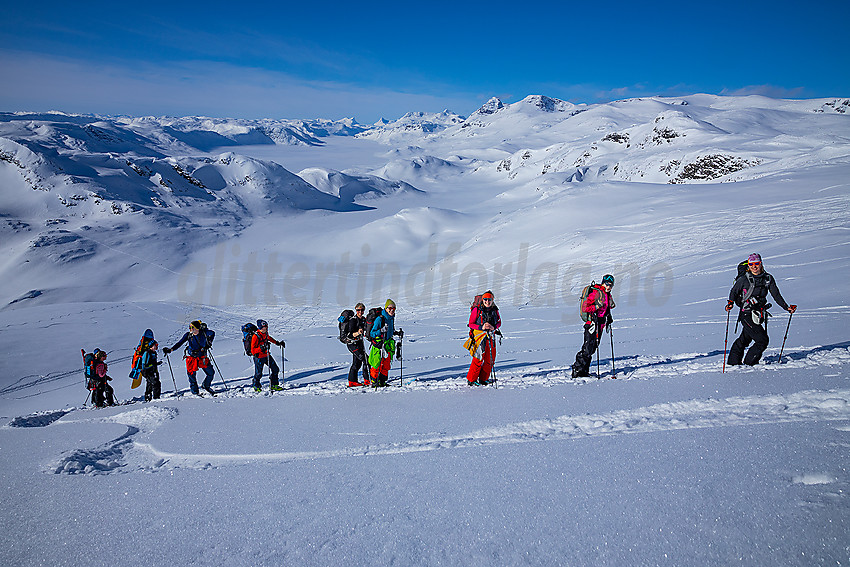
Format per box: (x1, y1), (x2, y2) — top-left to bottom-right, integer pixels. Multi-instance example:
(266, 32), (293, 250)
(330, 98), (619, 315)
(130, 329), (162, 401)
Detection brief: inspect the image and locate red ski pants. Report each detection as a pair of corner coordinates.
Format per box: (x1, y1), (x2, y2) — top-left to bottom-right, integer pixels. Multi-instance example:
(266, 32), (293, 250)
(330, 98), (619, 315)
(370, 355), (392, 380)
(467, 339), (495, 383)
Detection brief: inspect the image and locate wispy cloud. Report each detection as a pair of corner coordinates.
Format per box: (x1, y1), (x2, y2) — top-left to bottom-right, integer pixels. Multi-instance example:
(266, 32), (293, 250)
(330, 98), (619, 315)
(0, 50), (480, 121)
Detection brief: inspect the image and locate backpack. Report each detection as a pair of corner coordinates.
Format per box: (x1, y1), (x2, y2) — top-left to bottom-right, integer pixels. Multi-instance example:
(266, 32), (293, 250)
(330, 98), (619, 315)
(364, 307), (384, 343)
(735, 259), (771, 304)
(130, 338), (151, 377)
(241, 323), (258, 356)
(338, 310), (355, 343)
(579, 281), (598, 322)
(82, 350), (97, 390)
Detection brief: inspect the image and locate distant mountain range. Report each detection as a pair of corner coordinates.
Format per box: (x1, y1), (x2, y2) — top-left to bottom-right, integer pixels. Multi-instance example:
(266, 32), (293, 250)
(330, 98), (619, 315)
(1, 94), (848, 307)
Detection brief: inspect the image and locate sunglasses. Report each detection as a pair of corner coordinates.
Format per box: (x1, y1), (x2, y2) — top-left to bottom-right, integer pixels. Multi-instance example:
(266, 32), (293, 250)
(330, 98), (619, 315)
(748, 262), (762, 267)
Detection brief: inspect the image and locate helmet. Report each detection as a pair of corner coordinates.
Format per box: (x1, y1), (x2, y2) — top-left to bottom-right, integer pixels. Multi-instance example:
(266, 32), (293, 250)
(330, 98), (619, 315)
(257, 319), (268, 329)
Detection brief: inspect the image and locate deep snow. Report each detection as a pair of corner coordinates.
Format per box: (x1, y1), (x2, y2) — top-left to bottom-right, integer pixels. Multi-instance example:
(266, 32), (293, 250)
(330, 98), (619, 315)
(1, 94), (849, 566)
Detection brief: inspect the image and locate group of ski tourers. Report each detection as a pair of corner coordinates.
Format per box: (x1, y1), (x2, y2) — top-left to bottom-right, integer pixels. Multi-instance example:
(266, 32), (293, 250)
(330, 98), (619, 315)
(82, 253), (796, 406)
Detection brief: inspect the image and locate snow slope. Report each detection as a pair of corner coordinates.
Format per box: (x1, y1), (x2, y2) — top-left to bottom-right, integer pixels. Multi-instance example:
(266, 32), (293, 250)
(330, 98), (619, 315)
(1, 94), (849, 566)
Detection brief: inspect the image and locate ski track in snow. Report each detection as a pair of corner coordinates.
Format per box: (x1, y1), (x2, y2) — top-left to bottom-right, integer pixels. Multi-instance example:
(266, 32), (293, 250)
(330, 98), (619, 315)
(39, 388), (850, 475)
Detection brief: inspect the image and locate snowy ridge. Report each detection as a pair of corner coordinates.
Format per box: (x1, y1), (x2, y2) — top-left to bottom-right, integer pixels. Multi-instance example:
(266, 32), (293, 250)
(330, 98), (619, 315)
(356, 110), (465, 143)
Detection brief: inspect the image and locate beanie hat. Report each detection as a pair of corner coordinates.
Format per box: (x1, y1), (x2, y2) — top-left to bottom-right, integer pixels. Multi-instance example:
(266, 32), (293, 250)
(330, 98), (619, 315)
(748, 253), (762, 264)
(385, 299), (396, 309)
(257, 319), (268, 328)
(601, 274), (615, 286)
(190, 320), (202, 330)
(143, 329), (154, 339)
(482, 290), (494, 299)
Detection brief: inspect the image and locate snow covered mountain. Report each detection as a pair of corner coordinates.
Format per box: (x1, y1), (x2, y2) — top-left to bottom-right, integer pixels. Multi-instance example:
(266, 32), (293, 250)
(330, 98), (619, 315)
(356, 109), (466, 143)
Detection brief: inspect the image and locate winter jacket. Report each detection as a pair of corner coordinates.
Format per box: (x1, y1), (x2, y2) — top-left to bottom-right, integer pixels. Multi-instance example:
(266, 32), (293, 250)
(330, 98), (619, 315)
(170, 330), (215, 357)
(468, 305), (501, 333)
(343, 315), (366, 342)
(369, 309), (395, 342)
(582, 286), (614, 329)
(729, 271), (788, 311)
(251, 329), (281, 359)
(95, 361), (108, 380)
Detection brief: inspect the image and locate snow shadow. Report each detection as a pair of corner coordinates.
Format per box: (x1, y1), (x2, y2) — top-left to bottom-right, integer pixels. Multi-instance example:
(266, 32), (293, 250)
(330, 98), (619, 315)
(410, 359), (549, 383)
(284, 365), (345, 389)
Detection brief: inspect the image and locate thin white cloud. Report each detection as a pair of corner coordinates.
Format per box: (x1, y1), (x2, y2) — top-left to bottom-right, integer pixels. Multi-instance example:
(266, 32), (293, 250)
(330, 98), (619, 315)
(0, 50), (480, 122)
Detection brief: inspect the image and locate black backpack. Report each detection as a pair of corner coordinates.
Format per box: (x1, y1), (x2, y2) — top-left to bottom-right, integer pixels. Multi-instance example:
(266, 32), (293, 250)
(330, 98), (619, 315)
(241, 323), (257, 356)
(364, 307), (384, 343)
(735, 260), (771, 304)
(338, 310), (355, 343)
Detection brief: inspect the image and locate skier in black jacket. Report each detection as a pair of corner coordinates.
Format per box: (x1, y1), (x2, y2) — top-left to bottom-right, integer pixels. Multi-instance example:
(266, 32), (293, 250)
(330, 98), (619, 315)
(726, 253), (796, 366)
(343, 303), (370, 386)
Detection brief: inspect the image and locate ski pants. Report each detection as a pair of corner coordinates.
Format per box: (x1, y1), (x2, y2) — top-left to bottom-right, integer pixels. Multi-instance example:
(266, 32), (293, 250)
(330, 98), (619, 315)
(573, 322), (602, 376)
(143, 368), (161, 401)
(728, 312), (769, 366)
(467, 339), (495, 383)
(94, 380), (114, 407)
(186, 356), (214, 394)
(253, 355), (280, 388)
(370, 355), (392, 386)
(347, 341), (369, 384)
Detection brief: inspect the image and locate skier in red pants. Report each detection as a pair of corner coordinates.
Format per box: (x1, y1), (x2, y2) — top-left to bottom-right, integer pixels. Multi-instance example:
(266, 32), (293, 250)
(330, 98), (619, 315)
(467, 291), (501, 385)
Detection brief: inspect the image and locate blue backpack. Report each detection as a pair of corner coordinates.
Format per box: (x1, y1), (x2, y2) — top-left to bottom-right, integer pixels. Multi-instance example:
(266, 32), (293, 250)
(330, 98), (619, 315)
(241, 323), (258, 356)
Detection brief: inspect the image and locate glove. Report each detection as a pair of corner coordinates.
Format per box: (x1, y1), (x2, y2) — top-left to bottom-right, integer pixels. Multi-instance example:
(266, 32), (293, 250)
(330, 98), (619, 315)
(396, 343), (402, 360)
(606, 313), (613, 325)
(788, 304), (797, 314)
(281, 340), (286, 348)
(395, 329), (404, 339)
(163, 347), (172, 354)
(725, 300), (734, 312)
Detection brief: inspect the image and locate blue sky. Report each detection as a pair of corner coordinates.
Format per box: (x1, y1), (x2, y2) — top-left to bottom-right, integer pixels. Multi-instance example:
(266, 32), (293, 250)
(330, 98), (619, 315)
(1, 0), (847, 122)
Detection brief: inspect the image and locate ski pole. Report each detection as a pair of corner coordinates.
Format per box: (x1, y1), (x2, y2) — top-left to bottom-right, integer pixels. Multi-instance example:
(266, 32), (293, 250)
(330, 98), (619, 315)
(723, 308), (731, 373)
(281, 344), (285, 389)
(488, 335), (499, 389)
(609, 322), (616, 379)
(165, 352), (178, 395)
(778, 311), (794, 364)
(208, 350), (229, 391)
